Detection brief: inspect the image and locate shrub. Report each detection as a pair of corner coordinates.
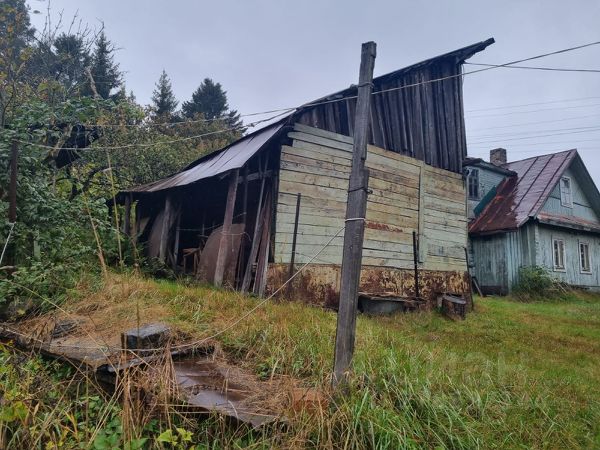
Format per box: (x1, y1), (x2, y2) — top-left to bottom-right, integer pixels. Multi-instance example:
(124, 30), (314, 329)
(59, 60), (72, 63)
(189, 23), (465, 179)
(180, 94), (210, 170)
(512, 266), (568, 301)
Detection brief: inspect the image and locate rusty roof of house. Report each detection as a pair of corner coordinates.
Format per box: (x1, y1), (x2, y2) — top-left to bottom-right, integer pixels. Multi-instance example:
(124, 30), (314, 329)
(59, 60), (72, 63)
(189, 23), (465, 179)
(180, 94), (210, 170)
(469, 149), (578, 234)
(537, 212), (600, 233)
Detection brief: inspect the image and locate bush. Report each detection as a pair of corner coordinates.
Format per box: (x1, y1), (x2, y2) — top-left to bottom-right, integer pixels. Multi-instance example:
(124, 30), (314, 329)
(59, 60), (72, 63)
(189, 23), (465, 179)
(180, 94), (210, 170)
(512, 266), (568, 301)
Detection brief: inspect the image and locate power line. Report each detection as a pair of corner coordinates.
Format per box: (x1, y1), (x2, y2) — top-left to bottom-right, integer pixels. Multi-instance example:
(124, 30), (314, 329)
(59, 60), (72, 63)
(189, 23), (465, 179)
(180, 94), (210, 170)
(468, 124), (600, 140)
(465, 96), (600, 113)
(17, 40), (600, 150)
(466, 113), (600, 133)
(372, 39), (600, 98)
(75, 106), (296, 129)
(465, 62), (600, 73)
(468, 137), (600, 151)
(16, 111), (289, 151)
(468, 127), (600, 144)
(467, 102), (600, 118)
(41, 40), (600, 130)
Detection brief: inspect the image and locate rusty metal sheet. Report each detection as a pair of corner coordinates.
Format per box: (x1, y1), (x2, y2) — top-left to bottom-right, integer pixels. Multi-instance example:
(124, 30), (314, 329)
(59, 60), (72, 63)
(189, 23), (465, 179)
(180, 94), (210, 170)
(469, 149), (577, 234)
(124, 122), (285, 193)
(266, 263), (471, 309)
(537, 212), (600, 233)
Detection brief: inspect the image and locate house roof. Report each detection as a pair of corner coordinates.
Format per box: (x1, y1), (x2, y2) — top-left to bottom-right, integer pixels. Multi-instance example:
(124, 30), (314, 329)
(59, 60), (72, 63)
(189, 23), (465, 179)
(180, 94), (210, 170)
(537, 212), (600, 234)
(122, 38), (494, 195)
(469, 149), (578, 234)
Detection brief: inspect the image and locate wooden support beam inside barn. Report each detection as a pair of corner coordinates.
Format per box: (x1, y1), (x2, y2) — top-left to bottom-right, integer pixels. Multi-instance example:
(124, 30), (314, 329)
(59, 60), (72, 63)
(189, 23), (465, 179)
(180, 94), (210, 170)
(214, 169), (240, 287)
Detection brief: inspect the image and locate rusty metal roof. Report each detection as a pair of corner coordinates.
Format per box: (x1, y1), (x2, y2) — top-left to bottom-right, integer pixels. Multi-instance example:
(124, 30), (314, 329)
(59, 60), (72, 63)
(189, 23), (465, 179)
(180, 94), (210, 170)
(537, 212), (600, 233)
(469, 149), (578, 234)
(125, 122), (285, 193)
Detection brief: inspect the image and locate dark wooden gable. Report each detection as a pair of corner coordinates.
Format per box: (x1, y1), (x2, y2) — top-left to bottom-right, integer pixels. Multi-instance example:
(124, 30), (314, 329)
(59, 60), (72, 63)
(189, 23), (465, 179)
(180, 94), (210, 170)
(294, 38), (494, 174)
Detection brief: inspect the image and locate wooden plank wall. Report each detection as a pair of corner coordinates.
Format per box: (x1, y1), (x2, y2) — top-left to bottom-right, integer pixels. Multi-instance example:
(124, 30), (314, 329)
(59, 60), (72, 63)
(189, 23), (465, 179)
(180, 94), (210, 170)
(294, 60), (467, 173)
(275, 124), (467, 273)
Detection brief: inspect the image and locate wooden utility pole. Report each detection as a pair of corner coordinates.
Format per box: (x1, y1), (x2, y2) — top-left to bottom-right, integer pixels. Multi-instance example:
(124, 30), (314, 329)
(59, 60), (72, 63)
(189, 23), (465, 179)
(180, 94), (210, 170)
(333, 41), (376, 387)
(214, 169), (239, 287)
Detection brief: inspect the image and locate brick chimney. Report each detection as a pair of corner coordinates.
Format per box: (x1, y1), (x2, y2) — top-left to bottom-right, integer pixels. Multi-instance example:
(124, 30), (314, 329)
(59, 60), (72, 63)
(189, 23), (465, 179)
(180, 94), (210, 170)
(490, 148), (507, 166)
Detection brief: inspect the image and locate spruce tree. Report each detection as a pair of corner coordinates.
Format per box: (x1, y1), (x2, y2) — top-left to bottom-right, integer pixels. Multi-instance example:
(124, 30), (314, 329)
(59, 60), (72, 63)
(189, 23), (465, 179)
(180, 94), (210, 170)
(85, 31), (122, 99)
(182, 78), (242, 128)
(151, 70), (178, 120)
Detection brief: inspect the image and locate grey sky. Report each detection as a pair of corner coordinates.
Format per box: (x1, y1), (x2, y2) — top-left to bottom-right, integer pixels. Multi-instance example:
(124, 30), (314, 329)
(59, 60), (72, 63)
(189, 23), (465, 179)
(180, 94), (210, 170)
(28, 0), (600, 180)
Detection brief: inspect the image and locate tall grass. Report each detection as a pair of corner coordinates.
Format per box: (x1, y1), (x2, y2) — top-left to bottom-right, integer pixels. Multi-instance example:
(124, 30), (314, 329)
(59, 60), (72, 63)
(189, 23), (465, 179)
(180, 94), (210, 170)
(1, 272), (599, 448)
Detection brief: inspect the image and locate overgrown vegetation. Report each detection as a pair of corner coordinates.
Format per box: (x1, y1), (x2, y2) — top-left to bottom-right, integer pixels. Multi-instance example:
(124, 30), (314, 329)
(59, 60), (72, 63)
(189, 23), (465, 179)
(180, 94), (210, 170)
(0, 1), (244, 314)
(512, 265), (571, 301)
(2, 273), (599, 448)
(1, 2), (599, 449)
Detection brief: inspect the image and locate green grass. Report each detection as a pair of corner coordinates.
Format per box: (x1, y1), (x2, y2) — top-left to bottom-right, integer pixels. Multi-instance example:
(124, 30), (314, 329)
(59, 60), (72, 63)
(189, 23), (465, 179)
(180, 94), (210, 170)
(2, 273), (600, 448)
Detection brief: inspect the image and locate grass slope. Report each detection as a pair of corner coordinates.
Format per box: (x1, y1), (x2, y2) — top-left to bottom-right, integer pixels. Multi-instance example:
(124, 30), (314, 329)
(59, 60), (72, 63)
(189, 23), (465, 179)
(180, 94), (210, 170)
(2, 273), (600, 448)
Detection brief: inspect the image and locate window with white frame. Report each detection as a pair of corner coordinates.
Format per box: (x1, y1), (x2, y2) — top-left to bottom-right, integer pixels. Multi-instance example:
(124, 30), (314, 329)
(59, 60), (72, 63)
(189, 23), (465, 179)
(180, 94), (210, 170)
(468, 169), (479, 200)
(560, 177), (573, 207)
(553, 238), (566, 271)
(579, 241), (591, 273)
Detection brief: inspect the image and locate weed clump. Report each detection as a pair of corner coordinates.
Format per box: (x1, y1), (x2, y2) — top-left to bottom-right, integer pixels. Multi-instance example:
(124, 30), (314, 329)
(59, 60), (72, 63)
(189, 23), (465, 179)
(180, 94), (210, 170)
(512, 266), (570, 301)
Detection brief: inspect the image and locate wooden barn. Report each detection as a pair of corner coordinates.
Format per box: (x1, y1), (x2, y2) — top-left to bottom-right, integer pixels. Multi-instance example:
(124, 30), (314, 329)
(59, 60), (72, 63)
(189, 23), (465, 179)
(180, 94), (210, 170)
(119, 38), (494, 307)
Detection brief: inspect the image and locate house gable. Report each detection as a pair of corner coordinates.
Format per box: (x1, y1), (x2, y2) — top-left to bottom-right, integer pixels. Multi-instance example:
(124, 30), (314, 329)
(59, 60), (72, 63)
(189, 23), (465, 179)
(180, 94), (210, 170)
(541, 166), (600, 223)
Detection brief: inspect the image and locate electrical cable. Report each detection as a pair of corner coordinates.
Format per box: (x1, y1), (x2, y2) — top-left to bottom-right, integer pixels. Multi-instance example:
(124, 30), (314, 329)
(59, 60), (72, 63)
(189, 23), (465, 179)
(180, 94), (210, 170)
(0, 222), (16, 267)
(29, 40), (600, 133)
(465, 62), (600, 73)
(0, 225), (347, 352)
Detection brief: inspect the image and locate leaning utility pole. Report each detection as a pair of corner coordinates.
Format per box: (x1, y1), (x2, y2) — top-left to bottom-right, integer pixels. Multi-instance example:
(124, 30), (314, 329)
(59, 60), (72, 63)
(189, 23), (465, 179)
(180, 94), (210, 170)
(333, 41), (376, 387)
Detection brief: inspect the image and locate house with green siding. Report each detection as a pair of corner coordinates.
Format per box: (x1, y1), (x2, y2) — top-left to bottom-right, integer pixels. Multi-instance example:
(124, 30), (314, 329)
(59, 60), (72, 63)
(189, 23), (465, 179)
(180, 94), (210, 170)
(466, 148), (600, 294)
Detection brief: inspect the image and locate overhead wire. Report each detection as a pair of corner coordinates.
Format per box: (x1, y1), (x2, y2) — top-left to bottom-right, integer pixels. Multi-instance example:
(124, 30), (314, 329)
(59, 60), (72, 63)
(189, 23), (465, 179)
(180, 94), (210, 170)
(25, 40), (600, 135)
(468, 137), (600, 150)
(465, 62), (600, 73)
(468, 127), (600, 145)
(466, 114), (600, 133)
(469, 124), (600, 140)
(467, 102), (600, 119)
(0, 224), (347, 352)
(15, 110), (291, 152)
(465, 96), (600, 113)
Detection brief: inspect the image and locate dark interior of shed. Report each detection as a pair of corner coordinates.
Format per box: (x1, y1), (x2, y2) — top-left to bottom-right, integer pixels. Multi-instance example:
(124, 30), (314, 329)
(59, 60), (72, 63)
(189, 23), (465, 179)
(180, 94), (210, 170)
(130, 145), (280, 294)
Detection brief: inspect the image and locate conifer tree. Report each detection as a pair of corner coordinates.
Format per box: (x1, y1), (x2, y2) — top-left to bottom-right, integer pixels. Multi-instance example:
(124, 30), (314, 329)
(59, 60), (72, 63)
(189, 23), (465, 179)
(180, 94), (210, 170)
(85, 31), (122, 99)
(182, 78), (242, 129)
(151, 70), (178, 120)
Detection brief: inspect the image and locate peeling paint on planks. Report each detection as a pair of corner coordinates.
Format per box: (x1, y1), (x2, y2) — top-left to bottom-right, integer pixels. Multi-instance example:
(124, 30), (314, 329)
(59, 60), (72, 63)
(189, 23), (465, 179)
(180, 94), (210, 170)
(267, 263), (471, 309)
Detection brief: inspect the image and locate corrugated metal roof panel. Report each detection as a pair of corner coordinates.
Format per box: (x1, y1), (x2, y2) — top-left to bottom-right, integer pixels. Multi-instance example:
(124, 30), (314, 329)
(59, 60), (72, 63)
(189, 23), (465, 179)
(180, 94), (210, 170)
(469, 150), (577, 234)
(126, 122), (284, 193)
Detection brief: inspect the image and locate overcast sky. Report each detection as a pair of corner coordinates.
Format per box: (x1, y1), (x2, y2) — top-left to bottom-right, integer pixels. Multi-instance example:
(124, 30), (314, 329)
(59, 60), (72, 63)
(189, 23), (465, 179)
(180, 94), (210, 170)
(28, 0), (600, 180)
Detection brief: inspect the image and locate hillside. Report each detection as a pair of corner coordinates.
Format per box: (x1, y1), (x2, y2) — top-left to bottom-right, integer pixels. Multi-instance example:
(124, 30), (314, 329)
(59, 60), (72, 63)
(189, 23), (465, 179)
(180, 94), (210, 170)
(1, 273), (599, 448)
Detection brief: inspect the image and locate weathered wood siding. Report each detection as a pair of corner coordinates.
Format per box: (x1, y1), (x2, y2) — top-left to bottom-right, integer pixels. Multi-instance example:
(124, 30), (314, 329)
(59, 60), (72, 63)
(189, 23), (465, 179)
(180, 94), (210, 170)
(471, 233), (508, 294)
(535, 224), (600, 289)
(472, 220), (600, 292)
(541, 167), (600, 222)
(295, 60), (468, 173)
(274, 124), (468, 275)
